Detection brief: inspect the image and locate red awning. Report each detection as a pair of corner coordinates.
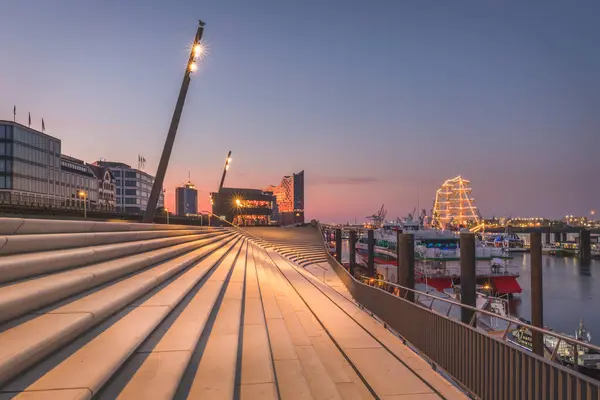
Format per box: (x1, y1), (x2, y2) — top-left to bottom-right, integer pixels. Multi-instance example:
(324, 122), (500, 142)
(491, 276), (522, 294)
(421, 278), (453, 292)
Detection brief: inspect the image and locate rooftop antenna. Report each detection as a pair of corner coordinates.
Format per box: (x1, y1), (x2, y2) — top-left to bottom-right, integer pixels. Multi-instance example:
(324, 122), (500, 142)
(218, 151), (232, 191)
(188, 169), (191, 183)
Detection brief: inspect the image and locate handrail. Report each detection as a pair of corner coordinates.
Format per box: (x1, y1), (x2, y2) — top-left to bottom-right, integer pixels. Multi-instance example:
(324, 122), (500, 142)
(356, 274), (600, 354)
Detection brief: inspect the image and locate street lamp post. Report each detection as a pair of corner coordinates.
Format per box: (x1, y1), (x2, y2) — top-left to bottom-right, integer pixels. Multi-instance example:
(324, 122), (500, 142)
(143, 20), (206, 223)
(165, 208), (169, 225)
(78, 190), (87, 219)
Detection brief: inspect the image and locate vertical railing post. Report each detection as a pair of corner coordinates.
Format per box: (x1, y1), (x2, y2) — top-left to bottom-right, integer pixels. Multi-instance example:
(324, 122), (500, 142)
(335, 228), (342, 264)
(349, 230), (357, 276)
(561, 232), (567, 242)
(554, 232), (561, 243)
(367, 229), (375, 277)
(396, 231), (401, 285)
(530, 232), (544, 356)
(460, 233), (476, 325)
(579, 229), (591, 265)
(545, 228), (551, 245)
(399, 233), (415, 302)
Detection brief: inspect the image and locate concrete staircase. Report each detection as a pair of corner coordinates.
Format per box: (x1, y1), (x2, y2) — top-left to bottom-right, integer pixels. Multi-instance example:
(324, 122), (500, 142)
(0, 219), (465, 399)
(240, 227), (328, 267)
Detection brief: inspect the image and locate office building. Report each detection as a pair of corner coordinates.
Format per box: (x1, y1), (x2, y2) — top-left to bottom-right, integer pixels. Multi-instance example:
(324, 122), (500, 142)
(265, 170), (305, 225)
(95, 161), (163, 214)
(0, 120), (99, 210)
(210, 187), (275, 225)
(175, 179), (198, 216)
(60, 155), (99, 209)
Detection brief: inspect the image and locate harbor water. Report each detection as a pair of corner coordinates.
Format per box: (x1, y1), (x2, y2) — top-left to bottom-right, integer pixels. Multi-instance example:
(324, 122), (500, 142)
(511, 253), (600, 345)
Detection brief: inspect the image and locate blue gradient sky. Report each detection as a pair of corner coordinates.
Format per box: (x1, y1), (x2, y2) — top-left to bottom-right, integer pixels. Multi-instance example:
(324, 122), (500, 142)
(1, 0), (597, 222)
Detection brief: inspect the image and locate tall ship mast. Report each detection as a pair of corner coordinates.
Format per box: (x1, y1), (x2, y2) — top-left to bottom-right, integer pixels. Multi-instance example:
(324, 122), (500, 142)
(432, 175), (481, 229)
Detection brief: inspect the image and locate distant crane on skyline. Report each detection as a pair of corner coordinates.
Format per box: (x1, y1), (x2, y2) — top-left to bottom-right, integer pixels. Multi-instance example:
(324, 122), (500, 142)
(366, 204), (387, 228)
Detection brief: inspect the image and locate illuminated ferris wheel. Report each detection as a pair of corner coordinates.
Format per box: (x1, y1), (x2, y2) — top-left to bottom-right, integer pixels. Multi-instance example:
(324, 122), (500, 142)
(432, 176), (481, 229)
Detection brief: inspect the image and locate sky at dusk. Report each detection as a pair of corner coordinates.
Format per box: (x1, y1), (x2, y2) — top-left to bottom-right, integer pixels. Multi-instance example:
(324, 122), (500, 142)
(1, 0), (598, 222)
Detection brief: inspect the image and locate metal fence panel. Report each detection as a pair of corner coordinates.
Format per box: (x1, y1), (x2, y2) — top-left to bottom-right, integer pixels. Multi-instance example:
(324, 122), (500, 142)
(325, 253), (600, 400)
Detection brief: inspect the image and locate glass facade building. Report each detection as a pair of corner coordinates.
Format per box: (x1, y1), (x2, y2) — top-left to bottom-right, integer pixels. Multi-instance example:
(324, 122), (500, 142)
(264, 170), (305, 225)
(175, 180), (198, 216)
(0, 122), (60, 202)
(0, 121), (96, 209)
(0, 121), (158, 214)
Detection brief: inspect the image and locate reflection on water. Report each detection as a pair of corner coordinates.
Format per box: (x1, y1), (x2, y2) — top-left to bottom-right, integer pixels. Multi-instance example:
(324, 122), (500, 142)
(512, 254), (600, 344)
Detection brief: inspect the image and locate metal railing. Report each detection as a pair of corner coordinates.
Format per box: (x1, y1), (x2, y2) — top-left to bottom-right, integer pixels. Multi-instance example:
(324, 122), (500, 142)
(359, 275), (600, 354)
(333, 259), (600, 399)
(318, 222), (600, 399)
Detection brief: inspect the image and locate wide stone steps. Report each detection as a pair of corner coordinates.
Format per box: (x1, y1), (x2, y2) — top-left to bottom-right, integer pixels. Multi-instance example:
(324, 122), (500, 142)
(238, 228), (329, 268)
(0, 220), (465, 399)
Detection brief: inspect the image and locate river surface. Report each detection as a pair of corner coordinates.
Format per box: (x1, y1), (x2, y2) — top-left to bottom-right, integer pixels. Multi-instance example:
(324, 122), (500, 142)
(511, 254), (600, 345)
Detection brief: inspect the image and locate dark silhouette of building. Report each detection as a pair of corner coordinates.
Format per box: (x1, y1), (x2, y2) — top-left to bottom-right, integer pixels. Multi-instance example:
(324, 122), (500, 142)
(176, 180), (198, 216)
(210, 187), (275, 225)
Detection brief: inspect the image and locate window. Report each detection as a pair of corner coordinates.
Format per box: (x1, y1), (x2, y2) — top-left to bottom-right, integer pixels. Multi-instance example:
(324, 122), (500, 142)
(0, 125), (5, 139)
(125, 189), (137, 196)
(0, 143), (5, 156)
(113, 171), (121, 177)
(125, 171), (136, 178)
(125, 198), (136, 204)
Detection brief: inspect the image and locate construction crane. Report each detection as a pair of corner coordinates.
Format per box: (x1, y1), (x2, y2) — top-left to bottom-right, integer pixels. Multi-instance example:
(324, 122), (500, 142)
(366, 204), (387, 228)
(218, 151), (232, 191)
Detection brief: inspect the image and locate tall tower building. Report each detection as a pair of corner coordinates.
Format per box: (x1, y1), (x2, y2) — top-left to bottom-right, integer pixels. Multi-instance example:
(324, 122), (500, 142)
(265, 170), (304, 225)
(175, 177), (198, 216)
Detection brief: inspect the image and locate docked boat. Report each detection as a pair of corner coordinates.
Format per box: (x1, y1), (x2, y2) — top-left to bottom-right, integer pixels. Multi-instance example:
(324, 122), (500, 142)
(483, 231), (528, 253)
(444, 284), (510, 318)
(356, 219), (521, 296)
(591, 243), (600, 259)
(549, 241), (579, 257)
(508, 319), (600, 379)
(542, 243), (558, 255)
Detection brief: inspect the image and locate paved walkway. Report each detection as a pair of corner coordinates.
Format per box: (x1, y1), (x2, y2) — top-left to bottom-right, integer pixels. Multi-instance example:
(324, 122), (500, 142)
(0, 220), (466, 399)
